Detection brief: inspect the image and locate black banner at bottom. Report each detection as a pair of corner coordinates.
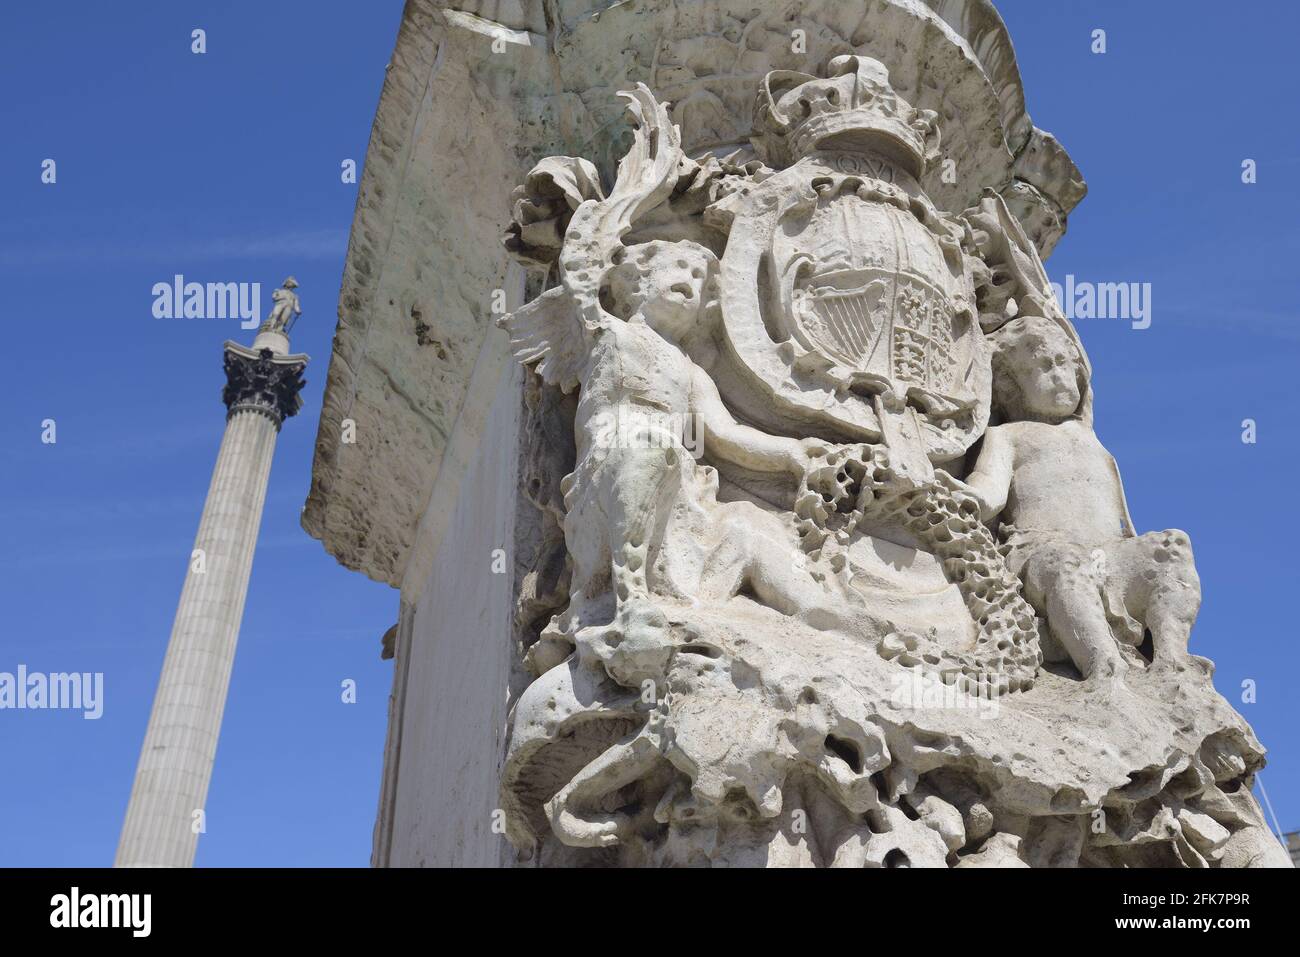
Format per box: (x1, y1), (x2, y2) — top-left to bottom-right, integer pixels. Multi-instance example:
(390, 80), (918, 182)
(0, 866), (1291, 941)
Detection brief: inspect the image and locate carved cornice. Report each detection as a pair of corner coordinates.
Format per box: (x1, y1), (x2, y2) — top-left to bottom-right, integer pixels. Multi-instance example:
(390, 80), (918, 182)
(222, 342), (308, 428)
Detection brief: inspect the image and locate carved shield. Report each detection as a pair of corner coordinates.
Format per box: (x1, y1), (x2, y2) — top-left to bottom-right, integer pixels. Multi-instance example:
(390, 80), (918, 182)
(715, 155), (991, 462)
(790, 267), (958, 397)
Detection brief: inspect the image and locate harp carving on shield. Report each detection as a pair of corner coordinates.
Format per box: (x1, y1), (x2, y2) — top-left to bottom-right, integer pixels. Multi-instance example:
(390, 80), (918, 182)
(789, 265), (959, 399)
(792, 270), (890, 373)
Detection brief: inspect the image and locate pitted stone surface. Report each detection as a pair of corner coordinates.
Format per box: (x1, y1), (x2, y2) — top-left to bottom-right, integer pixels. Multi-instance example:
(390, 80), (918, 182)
(308, 2), (1287, 868)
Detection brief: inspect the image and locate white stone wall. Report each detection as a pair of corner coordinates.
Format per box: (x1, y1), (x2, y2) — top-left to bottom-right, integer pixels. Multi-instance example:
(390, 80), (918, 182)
(373, 362), (521, 867)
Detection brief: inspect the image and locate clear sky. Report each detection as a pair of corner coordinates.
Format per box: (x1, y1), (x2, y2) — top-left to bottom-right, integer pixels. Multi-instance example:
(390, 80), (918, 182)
(1, 1), (1296, 866)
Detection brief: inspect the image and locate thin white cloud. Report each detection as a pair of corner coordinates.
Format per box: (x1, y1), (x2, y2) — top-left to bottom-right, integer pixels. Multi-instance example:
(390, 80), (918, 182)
(0, 228), (347, 268)
(1156, 303), (1300, 341)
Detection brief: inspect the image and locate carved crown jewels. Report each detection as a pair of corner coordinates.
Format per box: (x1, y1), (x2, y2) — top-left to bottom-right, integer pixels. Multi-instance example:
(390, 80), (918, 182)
(757, 55), (940, 176)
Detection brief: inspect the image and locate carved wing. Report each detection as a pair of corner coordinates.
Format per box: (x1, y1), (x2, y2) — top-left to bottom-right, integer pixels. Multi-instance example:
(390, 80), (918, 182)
(497, 286), (589, 394)
(595, 85), (682, 236)
(560, 84), (684, 329)
(500, 84), (685, 393)
(970, 190), (1090, 376)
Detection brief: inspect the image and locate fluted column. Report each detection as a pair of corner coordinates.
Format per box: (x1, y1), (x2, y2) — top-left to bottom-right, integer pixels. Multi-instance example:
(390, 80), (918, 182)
(116, 329), (307, 867)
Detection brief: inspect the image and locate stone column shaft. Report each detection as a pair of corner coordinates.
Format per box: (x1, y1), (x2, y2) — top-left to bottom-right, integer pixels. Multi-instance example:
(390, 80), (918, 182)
(117, 330), (307, 868)
(115, 410), (278, 867)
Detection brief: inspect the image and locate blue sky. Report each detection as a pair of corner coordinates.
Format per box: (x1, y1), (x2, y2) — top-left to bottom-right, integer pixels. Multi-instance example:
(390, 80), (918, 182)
(1, 1), (1296, 866)
(1, 1), (404, 867)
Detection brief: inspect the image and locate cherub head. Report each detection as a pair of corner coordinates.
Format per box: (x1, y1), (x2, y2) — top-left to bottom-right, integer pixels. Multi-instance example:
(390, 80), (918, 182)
(988, 316), (1088, 423)
(604, 241), (719, 344)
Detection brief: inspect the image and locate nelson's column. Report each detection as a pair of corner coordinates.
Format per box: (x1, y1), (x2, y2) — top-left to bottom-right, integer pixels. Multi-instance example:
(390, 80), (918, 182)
(116, 280), (308, 868)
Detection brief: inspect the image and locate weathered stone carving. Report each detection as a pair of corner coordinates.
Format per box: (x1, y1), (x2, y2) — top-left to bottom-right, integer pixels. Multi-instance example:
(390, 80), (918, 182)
(221, 345), (307, 427)
(961, 317), (1203, 685)
(262, 276), (302, 334)
(490, 15), (1286, 868)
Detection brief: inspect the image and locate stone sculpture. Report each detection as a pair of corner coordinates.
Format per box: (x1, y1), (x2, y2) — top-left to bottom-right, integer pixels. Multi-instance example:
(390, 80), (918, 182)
(485, 15), (1285, 869)
(488, 50), (1289, 868)
(959, 317), (1204, 685)
(264, 277), (301, 333)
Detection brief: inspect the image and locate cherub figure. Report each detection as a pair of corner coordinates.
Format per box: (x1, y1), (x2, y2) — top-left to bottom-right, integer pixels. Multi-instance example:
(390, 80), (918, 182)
(956, 316), (1204, 683)
(505, 235), (840, 641)
(265, 277), (301, 332)
(501, 87), (856, 672)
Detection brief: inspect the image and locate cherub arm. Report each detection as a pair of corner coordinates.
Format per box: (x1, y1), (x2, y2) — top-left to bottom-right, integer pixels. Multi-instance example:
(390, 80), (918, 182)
(961, 426), (1015, 523)
(689, 364), (811, 476)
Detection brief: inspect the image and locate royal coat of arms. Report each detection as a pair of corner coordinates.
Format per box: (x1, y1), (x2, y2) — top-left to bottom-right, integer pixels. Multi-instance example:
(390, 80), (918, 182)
(709, 56), (989, 474)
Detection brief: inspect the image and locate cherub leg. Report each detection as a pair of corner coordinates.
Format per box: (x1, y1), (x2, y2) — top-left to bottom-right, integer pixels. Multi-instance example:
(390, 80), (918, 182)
(563, 481), (612, 609)
(602, 439), (686, 603)
(695, 513), (751, 601)
(701, 504), (859, 632)
(557, 441), (682, 645)
(1114, 530), (1205, 674)
(1022, 545), (1127, 682)
(566, 440), (691, 682)
(745, 545), (857, 631)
